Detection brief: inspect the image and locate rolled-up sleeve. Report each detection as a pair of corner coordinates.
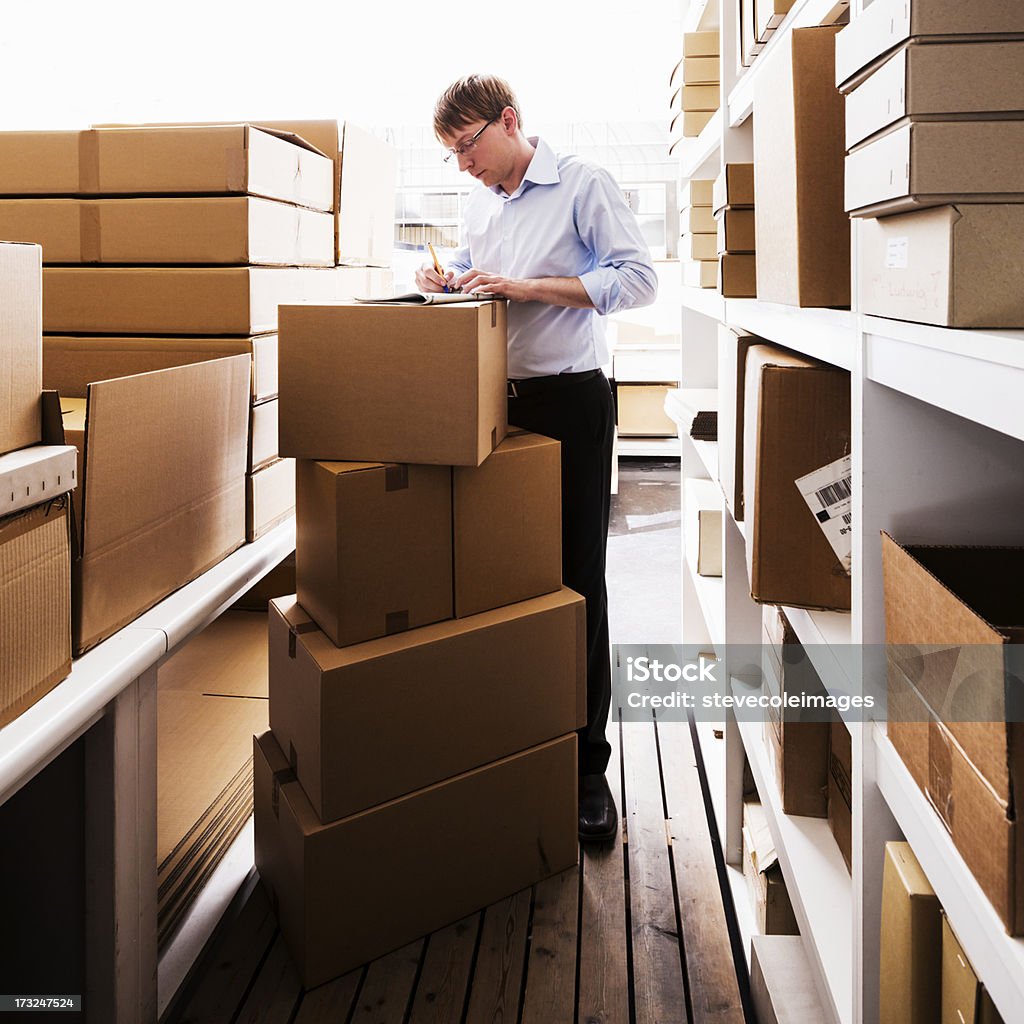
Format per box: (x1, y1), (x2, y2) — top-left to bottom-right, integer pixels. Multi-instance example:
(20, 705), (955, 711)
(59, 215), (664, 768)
(575, 167), (658, 315)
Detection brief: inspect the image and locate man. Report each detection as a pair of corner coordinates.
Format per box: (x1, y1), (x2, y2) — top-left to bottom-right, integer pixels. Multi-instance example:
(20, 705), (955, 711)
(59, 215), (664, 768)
(416, 74), (656, 841)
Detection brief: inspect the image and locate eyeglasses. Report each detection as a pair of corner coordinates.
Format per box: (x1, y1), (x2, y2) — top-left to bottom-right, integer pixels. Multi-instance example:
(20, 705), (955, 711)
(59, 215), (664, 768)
(443, 118), (496, 163)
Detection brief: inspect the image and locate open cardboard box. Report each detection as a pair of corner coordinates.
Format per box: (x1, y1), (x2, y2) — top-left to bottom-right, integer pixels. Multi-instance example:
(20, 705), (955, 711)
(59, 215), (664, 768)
(41, 357), (250, 654)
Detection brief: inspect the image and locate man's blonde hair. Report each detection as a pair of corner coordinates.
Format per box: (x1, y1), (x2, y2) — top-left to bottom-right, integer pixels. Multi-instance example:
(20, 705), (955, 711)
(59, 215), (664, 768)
(433, 74), (522, 140)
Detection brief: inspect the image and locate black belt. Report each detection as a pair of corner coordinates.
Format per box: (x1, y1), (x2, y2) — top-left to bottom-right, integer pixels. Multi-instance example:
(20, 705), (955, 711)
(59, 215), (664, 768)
(507, 369), (602, 399)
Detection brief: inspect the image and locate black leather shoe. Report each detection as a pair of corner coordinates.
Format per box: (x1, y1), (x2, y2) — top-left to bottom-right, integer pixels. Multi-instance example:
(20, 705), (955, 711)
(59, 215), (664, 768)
(579, 773), (618, 842)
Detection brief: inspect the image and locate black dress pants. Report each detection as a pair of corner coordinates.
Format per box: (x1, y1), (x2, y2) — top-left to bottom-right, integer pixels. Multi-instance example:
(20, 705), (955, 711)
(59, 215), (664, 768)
(507, 371), (614, 776)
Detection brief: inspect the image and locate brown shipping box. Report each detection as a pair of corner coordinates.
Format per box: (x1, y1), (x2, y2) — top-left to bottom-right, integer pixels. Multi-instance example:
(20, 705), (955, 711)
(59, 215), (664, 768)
(835, 0), (1024, 90)
(267, 589), (586, 822)
(879, 842), (942, 1024)
(254, 729), (578, 989)
(685, 30), (719, 57)
(42, 266), (391, 336)
(681, 232), (718, 262)
(680, 84), (721, 112)
(0, 499), (72, 729)
(720, 254), (757, 298)
(717, 208), (757, 254)
(278, 301), (507, 466)
(43, 334), (279, 404)
(44, 357), (250, 654)
(617, 385), (678, 437)
(742, 801), (799, 935)
(712, 164), (755, 213)
(683, 259), (718, 289)
(845, 122), (1024, 218)
(453, 431), (562, 617)
(681, 111), (716, 138)
(744, 345), (851, 609)
(683, 56), (720, 85)
(247, 459), (295, 543)
(828, 717), (853, 872)
(0, 197), (334, 266)
(857, 205), (1024, 328)
(716, 323), (759, 520)
(0, 125), (334, 210)
(681, 179), (715, 208)
(844, 40), (1024, 151)
(296, 460), (453, 648)
(249, 400), (278, 473)
(681, 205), (717, 234)
(881, 532), (1024, 933)
(762, 605), (831, 817)
(1, 241), (42, 456)
(941, 916), (1006, 1024)
(754, 27), (850, 308)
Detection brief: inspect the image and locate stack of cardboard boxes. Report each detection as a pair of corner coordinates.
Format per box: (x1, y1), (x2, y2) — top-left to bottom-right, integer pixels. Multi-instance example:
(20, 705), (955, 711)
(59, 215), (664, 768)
(0, 241), (76, 726)
(836, 0), (1024, 327)
(680, 178), (717, 288)
(669, 31), (721, 154)
(713, 163), (757, 298)
(255, 299), (584, 987)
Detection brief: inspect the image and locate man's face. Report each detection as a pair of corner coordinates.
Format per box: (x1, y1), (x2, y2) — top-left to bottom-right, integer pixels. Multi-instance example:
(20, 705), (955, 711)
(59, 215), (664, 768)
(441, 115), (508, 187)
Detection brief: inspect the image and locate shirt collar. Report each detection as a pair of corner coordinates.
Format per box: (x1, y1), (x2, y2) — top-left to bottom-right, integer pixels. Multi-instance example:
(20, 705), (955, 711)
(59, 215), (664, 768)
(491, 136), (560, 198)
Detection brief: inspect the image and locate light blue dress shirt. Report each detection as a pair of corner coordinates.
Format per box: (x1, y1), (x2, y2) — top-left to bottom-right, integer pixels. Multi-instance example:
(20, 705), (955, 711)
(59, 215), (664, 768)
(448, 136), (657, 379)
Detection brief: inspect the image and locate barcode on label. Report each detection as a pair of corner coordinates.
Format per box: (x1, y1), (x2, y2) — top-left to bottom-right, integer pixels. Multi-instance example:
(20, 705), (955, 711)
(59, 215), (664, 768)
(842, 513), (852, 525)
(814, 477), (852, 508)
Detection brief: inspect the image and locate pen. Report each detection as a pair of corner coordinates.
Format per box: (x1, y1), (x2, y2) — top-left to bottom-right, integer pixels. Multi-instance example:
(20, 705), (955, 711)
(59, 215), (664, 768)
(426, 242), (450, 293)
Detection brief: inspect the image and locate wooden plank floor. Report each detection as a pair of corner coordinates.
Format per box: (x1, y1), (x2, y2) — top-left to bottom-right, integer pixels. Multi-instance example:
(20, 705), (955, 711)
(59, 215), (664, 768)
(166, 715), (747, 1024)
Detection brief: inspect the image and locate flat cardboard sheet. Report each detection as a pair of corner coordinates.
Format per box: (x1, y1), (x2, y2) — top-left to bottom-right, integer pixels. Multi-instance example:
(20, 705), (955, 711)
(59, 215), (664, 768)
(267, 589), (586, 822)
(0, 242), (42, 456)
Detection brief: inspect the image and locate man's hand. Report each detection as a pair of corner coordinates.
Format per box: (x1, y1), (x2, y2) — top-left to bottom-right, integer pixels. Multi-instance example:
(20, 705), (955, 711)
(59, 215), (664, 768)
(456, 270), (595, 309)
(455, 269), (533, 302)
(414, 263), (456, 293)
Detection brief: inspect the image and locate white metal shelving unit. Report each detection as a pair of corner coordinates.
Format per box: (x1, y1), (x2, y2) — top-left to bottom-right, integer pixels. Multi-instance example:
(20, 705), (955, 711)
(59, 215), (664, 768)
(0, 517), (296, 1023)
(675, 1), (1024, 1023)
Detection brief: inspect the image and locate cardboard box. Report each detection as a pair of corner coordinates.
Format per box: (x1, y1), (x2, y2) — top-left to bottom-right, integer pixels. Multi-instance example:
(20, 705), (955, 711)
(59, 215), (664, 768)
(278, 300), (507, 466)
(716, 208), (757, 254)
(881, 533), (1024, 933)
(844, 40), (1024, 151)
(43, 357), (250, 653)
(249, 400), (278, 472)
(835, 0), (1024, 91)
(750, 935), (828, 1023)
(743, 345), (851, 609)
(254, 729), (577, 989)
(879, 841), (942, 1024)
(762, 605), (831, 817)
(680, 83), (721, 112)
(42, 266), (390, 335)
(453, 431), (562, 617)
(717, 323), (759, 520)
(0, 444), (77, 519)
(680, 231), (718, 261)
(295, 460), (453, 648)
(685, 30), (720, 57)
(857, 204), (1024, 328)
(742, 800), (799, 934)
(681, 179), (715, 207)
(337, 122), (396, 267)
(828, 717), (853, 872)
(684, 477), (723, 578)
(0, 499), (72, 729)
(0, 125), (334, 210)
(684, 55), (720, 85)
(713, 164), (756, 213)
(941, 916), (1006, 1024)
(0, 197), (334, 266)
(681, 205), (717, 234)
(267, 589), (585, 822)
(846, 121), (1024, 218)
(719, 253), (757, 298)
(698, 508), (723, 576)
(247, 458), (295, 543)
(43, 334), (279, 404)
(756, 0), (795, 42)
(683, 259), (718, 288)
(755, 26), (850, 307)
(617, 385), (678, 437)
(677, 110), (716, 138)
(1, 242), (42, 456)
